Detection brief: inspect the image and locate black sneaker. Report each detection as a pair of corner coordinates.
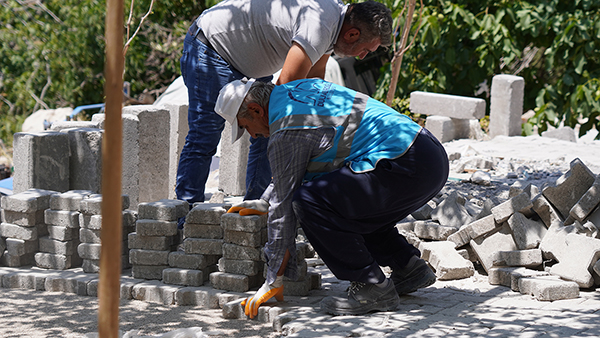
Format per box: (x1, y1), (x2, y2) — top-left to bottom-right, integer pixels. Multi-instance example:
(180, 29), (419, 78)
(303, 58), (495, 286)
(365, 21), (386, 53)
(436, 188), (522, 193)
(320, 279), (400, 316)
(391, 255), (436, 295)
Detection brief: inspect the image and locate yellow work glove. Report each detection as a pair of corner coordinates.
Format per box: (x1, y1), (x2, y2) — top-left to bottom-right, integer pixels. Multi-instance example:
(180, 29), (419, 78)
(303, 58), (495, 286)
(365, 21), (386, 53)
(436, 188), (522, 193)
(240, 275), (284, 319)
(227, 199), (269, 216)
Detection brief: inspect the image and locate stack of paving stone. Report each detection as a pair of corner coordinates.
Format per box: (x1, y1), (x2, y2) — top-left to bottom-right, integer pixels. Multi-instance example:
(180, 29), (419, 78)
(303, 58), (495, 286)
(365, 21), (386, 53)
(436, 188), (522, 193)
(395, 157), (600, 301)
(129, 199), (188, 280)
(162, 203), (226, 287)
(35, 190), (93, 270)
(210, 212), (267, 292)
(77, 194), (136, 273)
(0, 189), (57, 267)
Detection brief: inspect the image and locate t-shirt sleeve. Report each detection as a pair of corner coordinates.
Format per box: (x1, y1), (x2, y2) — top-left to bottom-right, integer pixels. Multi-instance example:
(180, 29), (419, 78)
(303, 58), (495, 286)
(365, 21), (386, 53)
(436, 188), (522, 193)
(292, 5), (340, 64)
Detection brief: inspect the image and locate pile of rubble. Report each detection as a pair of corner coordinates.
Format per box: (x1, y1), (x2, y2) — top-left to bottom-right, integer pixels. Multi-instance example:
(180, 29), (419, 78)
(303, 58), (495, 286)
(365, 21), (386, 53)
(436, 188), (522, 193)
(396, 157), (600, 301)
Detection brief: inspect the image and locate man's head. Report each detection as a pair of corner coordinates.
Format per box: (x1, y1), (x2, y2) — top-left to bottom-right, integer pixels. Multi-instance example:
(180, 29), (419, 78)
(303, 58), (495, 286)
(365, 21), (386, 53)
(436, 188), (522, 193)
(215, 79), (274, 142)
(333, 1), (393, 59)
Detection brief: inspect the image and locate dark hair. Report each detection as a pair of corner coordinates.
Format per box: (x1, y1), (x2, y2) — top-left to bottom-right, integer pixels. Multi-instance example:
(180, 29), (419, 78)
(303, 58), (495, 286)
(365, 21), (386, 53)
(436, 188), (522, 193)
(238, 81), (275, 119)
(345, 1), (393, 47)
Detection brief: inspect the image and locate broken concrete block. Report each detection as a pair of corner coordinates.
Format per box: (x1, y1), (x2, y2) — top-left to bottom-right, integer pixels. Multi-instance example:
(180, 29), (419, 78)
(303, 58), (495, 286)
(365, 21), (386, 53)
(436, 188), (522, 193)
(431, 191), (473, 227)
(12, 132), (70, 193)
(448, 214), (498, 248)
(414, 221), (457, 241)
(470, 223), (518, 273)
(542, 158), (596, 219)
(507, 212), (547, 250)
(549, 233), (600, 288)
(185, 203), (230, 225)
(419, 241), (474, 280)
(570, 176), (600, 222)
(138, 199), (189, 221)
(491, 192), (533, 224)
(488, 74), (524, 138)
(519, 275), (579, 301)
(532, 193), (563, 228)
(491, 249), (543, 268)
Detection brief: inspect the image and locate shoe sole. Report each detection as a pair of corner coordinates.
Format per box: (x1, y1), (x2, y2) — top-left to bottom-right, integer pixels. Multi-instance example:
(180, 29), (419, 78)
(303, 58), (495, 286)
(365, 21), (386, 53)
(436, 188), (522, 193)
(321, 296), (399, 316)
(393, 260), (437, 295)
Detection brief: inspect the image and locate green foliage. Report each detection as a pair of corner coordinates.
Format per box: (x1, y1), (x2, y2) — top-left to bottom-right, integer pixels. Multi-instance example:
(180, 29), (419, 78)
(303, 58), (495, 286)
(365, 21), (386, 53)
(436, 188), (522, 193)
(371, 0), (600, 139)
(0, 0), (214, 146)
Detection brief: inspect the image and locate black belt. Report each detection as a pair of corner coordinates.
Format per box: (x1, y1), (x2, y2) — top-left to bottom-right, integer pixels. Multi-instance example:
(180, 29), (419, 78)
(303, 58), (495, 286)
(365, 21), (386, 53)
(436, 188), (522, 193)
(188, 21), (214, 50)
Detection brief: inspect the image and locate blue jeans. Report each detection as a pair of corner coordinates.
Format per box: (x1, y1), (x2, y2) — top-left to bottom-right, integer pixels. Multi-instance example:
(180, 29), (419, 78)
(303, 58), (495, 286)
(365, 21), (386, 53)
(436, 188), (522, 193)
(176, 31), (272, 211)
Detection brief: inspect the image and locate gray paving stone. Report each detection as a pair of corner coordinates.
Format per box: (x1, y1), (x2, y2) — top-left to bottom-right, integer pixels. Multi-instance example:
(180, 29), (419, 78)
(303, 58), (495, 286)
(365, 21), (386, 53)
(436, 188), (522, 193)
(488, 74), (524, 138)
(218, 257), (264, 276)
(532, 193), (563, 228)
(491, 192), (532, 224)
(77, 243), (101, 260)
(49, 190), (94, 211)
(48, 225), (78, 241)
(539, 222), (577, 262)
(411, 201), (436, 220)
(175, 286), (221, 307)
(0, 250), (35, 267)
(491, 249), (543, 268)
(222, 243), (262, 261)
(131, 264), (168, 280)
(34, 252), (73, 270)
(39, 236), (76, 255)
(431, 192), (473, 228)
(131, 280), (181, 305)
(507, 212), (547, 250)
(129, 249), (170, 266)
(210, 271), (263, 293)
(168, 250), (219, 270)
(223, 229), (267, 248)
(45, 209), (80, 228)
(549, 233), (600, 288)
(184, 238), (223, 255)
(0, 222), (38, 240)
(44, 270), (96, 295)
(509, 268), (550, 292)
(448, 214), (499, 248)
(542, 158), (596, 219)
(5, 238), (38, 256)
(1, 188), (57, 212)
(138, 199), (189, 221)
(570, 176), (600, 222)
(419, 241), (474, 280)
(519, 275), (580, 301)
(220, 213), (267, 233)
(162, 268), (203, 286)
(470, 223), (518, 273)
(183, 223), (223, 239)
(414, 221), (458, 241)
(1, 209), (45, 227)
(136, 219), (178, 237)
(128, 232), (174, 250)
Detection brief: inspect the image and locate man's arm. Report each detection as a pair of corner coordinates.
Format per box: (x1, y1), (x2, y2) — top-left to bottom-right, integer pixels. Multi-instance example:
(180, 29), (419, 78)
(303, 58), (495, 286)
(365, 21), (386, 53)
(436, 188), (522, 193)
(276, 42), (330, 85)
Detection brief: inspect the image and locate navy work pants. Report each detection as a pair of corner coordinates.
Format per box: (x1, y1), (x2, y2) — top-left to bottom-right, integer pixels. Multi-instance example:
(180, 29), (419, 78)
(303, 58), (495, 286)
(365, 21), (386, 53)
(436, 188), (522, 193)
(292, 128), (449, 284)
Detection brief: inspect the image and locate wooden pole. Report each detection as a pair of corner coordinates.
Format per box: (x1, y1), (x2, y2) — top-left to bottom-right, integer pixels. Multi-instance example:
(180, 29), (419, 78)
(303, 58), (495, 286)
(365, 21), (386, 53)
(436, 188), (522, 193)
(98, 0), (124, 336)
(385, 0), (416, 107)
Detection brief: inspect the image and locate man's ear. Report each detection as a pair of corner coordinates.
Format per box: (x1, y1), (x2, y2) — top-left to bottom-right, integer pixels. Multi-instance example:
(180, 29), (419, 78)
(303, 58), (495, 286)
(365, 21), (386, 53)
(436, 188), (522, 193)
(343, 27), (361, 43)
(247, 102), (265, 117)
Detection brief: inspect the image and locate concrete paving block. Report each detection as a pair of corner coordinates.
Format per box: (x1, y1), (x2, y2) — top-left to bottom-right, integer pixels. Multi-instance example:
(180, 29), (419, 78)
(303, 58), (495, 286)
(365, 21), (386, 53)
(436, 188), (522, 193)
(283, 277), (311, 296)
(491, 192), (533, 224)
(449, 214), (499, 248)
(587, 203), (600, 229)
(419, 241), (474, 280)
(1, 209), (45, 227)
(488, 74), (524, 138)
(470, 223), (518, 273)
(507, 212), (547, 250)
(0, 222), (38, 241)
(136, 219), (178, 237)
(128, 232), (174, 251)
(1, 269), (52, 290)
(549, 233), (600, 288)
(79, 228), (101, 244)
(44, 270), (96, 295)
(162, 103), (189, 200)
(167, 251), (219, 270)
(79, 214), (101, 230)
(12, 131), (69, 193)
(0, 238), (4, 258)
(129, 249), (170, 266)
(510, 268), (550, 292)
(519, 275), (580, 301)
(63, 128), (103, 192)
(6, 238), (38, 256)
(425, 116), (455, 143)
(138, 199), (189, 221)
(0, 250), (34, 267)
(49, 190), (94, 211)
(44, 209), (80, 228)
(542, 158), (596, 219)
(210, 271), (263, 293)
(570, 176), (600, 222)
(79, 195), (103, 215)
(488, 267), (524, 287)
(221, 213), (267, 233)
(223, 229), (268, 248)
(184, 238), (223, 255)
(34, 252), (73, 270)
(131, 265), (169, 280)
(131, 280), (181, 305)
(184, 203), (229, 225)
(411, 201), (436, 220)
(1, 188), (57, 212)
(309, 272), (322, 290)
(219, 122), (251, 196)
(218, 258), (264, 276)
(539, 222), (577, 262)
(222, 299), (247, 320)
(175, 286), (221, 307)
(77, 243), (102, 260)
(410, 91), (486, 119)
(541, 126), (577, 142)
(532, 193), (563, 228)
(183, 223), (223, 239)
(50, 121), (100, 131)
(414, 221), (457, 241)
(222, 243), (262, 261)
(491, 249), (543, 268)
(162, 268), (203, 286)
(431, 191), (473, 228)
(39, 236), (75, 255)
(48, 226), (78, 241)
(81, 259), (100, 273)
